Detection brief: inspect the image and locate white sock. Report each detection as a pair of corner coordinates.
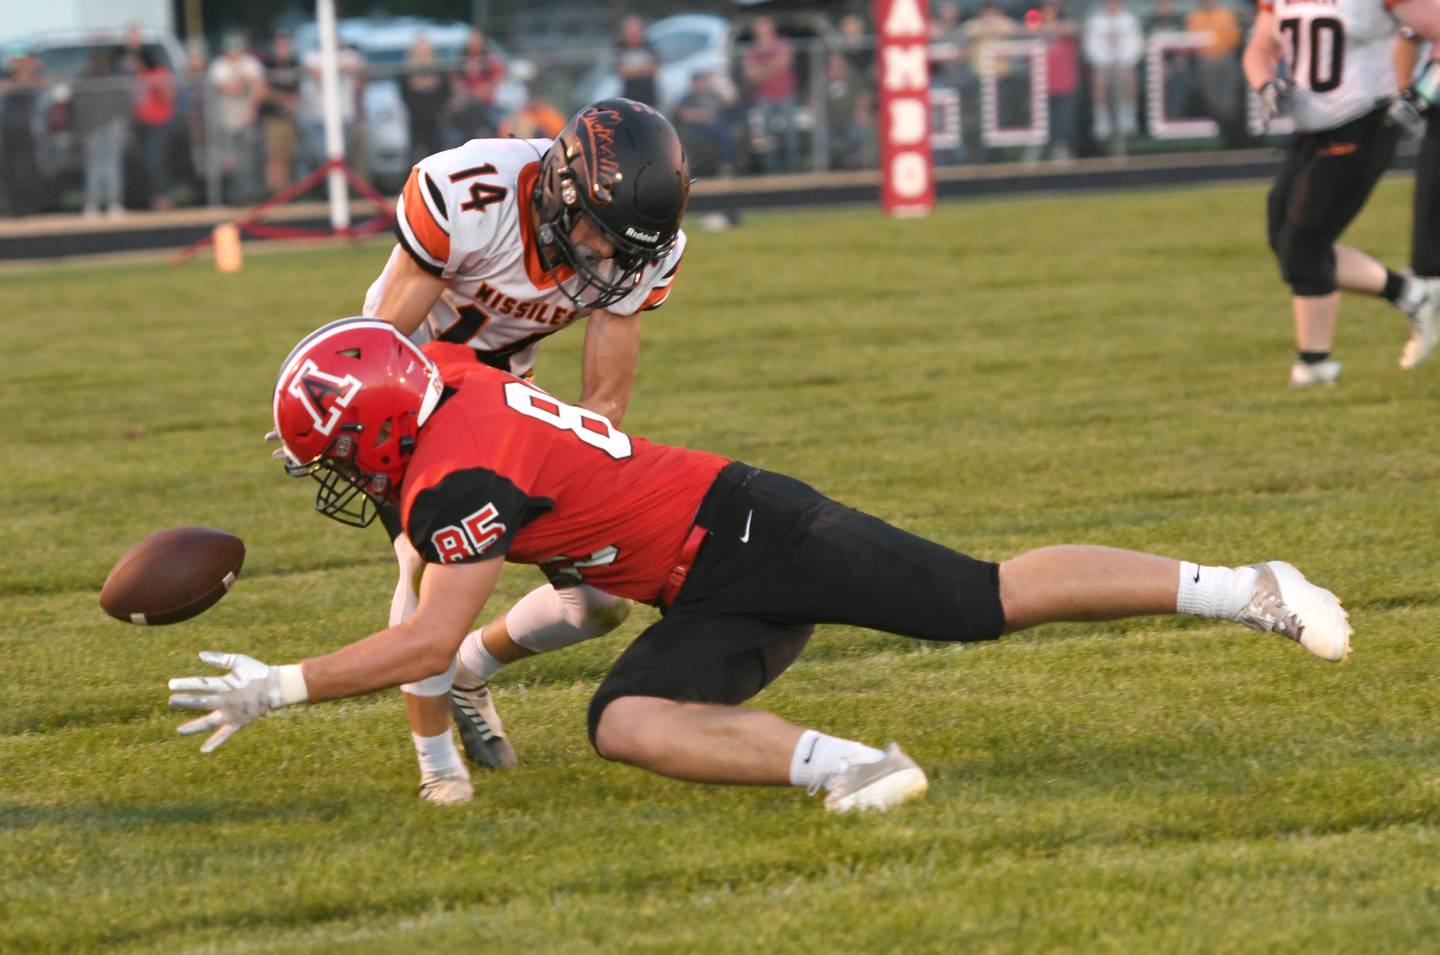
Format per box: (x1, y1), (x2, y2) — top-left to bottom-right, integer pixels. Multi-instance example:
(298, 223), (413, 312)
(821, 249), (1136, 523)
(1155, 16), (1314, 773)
(788, 730), (885, 791)
(1176, 562), (1259, 620)
(456, 626), (505, 682)
(412, 730), (465, 778)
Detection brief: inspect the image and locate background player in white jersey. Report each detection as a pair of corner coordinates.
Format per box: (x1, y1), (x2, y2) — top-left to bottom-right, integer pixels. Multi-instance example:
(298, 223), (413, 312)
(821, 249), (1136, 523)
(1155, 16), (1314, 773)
(1244, 0), (1440, 387)
(360, 98), (691, 803)
(1393, 37), (1440, 302)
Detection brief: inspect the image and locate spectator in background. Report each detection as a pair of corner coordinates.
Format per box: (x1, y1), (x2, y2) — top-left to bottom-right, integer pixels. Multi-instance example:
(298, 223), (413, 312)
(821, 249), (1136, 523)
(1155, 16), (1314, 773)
(208, 32), (266, 204)
(260, 31), (302, 192)
(929, 2), (978, 162)
(837, 13), (875, 85)
(964, 2), (1021, 49)
(297, 41), (362, 172)
(1147, 0), (1184, 32)
(121, 24), (145, 71)
(1185, 0), (1245, 145)
(133, 48), (175, 210)
(964, 1), (1021, 161)
(1, 49), (46, 217)
(1083, 0), (1144, 146)
(401, 36), (452, 162)
(452, 27), (505, 140)
(743, 15), (799, 173)
(1035, 0), (1081, 161)
(823, 52), (863, 171)
(675, 69), (739, 229)
(1146, 0), (1191, 122)
(499, 85), (565, 140)
(675, 69), (736, 176)
(837, 11), (880, 168)
(177, 41), (210, 203)
(74, 49), (132, 218)
(616, 15), (659, 106)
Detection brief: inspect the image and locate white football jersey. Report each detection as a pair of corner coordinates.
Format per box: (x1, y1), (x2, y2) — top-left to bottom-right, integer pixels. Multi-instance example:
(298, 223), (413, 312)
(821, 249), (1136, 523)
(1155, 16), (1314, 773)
(363, 137), (685, 376)
(1260, 0), (1401, 131)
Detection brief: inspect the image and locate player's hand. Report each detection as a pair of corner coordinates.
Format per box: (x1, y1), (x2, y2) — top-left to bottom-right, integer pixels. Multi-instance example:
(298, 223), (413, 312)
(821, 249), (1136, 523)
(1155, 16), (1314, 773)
(1387, 90), (1427, 135)
(1257, 78), (1293, 132)
(168, 652), (299, 753)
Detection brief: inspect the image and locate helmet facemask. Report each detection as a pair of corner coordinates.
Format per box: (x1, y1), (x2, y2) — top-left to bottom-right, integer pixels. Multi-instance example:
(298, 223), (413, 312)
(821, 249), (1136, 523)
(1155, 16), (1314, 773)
(287, 429), (404, 529)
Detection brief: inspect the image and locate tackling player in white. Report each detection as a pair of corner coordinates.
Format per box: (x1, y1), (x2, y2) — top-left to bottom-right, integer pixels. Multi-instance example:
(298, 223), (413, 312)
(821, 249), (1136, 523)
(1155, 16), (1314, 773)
(1244, 0), (1440, 386)
(362, 98), (691, 803)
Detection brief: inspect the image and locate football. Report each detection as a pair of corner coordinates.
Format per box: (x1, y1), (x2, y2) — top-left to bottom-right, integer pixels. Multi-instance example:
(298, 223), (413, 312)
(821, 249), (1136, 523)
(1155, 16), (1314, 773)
(100, 527), (246, 625)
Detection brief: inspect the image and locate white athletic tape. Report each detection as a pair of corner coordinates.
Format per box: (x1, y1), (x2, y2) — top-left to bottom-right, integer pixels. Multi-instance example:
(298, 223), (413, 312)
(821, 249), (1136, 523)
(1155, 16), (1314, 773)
(222, 572), (237, 590)
(130, 613), (148, 626)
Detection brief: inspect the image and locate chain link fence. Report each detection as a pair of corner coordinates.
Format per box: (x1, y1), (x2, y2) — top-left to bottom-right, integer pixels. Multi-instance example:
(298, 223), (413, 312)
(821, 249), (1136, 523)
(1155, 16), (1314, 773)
(0, 26), (1270, 217)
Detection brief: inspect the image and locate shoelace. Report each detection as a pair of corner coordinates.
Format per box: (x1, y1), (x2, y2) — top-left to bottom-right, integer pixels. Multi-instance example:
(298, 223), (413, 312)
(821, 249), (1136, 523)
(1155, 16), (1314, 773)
(1240, 591), (1302, 640)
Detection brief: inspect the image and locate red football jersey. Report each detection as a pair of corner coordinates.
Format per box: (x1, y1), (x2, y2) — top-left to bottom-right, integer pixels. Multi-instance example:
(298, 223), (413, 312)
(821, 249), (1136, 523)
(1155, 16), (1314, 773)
(400, 351), (729, 603)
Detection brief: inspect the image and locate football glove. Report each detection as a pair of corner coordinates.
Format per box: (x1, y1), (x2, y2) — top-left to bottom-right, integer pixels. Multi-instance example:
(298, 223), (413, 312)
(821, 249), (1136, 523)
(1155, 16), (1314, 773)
(1256, 78), (1294, 133)
(1390, 60), (1440, 134)
(1389, 90), (1428, 135)
(169, 651), (308, 753)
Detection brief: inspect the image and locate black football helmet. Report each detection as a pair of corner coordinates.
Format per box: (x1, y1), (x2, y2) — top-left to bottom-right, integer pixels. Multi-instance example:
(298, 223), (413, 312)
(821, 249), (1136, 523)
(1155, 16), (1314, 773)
(533, 98), (690, 311)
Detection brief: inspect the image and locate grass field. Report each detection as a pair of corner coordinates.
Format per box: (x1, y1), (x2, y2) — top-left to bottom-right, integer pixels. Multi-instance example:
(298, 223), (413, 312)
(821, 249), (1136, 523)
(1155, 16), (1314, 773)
(4, 179), (1440, 953)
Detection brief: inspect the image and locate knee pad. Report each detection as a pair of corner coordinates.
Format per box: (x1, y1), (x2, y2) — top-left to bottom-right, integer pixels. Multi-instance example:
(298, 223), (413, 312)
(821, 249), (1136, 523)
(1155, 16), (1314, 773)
(572, 588), (632, 635)
(401, 658), (456, 697)
(509, 585), (630, 654)
(1275, 224), (1338, 296)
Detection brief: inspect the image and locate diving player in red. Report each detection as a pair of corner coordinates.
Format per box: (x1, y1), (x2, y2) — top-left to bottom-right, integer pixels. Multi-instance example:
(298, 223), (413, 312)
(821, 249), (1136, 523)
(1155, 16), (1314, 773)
(354, 98), (690, 803)
(1243, 0), (1440, 386)
(171, 319), (1354, 812)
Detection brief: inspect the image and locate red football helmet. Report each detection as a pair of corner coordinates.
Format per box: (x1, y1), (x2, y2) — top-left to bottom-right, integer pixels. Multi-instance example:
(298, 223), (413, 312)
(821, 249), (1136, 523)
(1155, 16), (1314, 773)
(272, 318), (444, 527)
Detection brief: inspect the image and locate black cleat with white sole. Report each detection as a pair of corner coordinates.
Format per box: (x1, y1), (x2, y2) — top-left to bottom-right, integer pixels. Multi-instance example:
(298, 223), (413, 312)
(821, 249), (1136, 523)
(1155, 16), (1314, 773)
(449, 681), (519, 769)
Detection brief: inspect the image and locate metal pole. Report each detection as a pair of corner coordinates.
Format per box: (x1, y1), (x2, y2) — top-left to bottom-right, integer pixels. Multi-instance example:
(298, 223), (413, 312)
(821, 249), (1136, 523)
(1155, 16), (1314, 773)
(205, 80), (222, 206)
(316, 0), (350, 231)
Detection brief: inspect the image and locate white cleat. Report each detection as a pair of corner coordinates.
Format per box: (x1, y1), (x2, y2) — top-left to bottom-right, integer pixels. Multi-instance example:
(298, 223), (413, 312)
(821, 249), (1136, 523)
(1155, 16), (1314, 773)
(1289, 359), (1341, 389)
(1235, 561), (1352, 662)
(418, 769), (474, 805)
(822, 743), (929, 813)
(1400, 276), (1440, 370)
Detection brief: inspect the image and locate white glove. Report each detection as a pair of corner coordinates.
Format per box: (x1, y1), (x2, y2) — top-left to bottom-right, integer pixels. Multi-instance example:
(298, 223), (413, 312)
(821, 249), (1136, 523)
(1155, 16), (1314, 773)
(1257, 78), (1293, 132)
(169, 651), (309, 753)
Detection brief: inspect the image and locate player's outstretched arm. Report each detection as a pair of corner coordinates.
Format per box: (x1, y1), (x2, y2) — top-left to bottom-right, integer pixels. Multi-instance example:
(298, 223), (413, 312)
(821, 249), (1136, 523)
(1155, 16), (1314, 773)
(367, 245), (449, 336)
(1241, 10), (1283, 92)
(578, 309), (642, 427)
(1395, 0), (1440, 43)
(168, 558), (504, 751)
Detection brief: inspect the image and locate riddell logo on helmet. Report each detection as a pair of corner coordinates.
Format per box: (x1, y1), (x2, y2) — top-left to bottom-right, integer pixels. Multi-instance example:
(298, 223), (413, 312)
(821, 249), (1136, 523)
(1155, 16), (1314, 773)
(624, 227), (660, 244)
(289, 359), (362, 436)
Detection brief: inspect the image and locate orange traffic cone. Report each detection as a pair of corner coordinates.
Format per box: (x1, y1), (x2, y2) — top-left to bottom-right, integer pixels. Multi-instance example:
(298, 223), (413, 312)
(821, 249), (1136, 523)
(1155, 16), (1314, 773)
(213, 223), (243, 273)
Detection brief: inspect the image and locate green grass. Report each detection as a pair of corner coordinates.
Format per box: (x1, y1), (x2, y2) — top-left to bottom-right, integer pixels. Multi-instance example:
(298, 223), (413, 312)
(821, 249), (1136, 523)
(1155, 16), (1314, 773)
(4, 180), (1440, 953)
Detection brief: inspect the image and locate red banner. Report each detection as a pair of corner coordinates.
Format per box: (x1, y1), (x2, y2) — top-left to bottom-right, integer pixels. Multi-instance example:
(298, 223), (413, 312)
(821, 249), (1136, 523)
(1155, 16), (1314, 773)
(874, 0), (934, 217)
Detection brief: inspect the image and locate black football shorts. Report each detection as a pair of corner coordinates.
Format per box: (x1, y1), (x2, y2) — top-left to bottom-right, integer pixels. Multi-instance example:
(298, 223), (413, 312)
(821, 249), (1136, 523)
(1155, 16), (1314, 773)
(587, 462), (1005, 744)
(1267, 106), (1399, 253)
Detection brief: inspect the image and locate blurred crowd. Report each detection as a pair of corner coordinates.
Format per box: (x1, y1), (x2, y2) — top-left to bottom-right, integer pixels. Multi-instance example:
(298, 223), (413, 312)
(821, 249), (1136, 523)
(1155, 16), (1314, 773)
(0, 2), (1261, 218)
